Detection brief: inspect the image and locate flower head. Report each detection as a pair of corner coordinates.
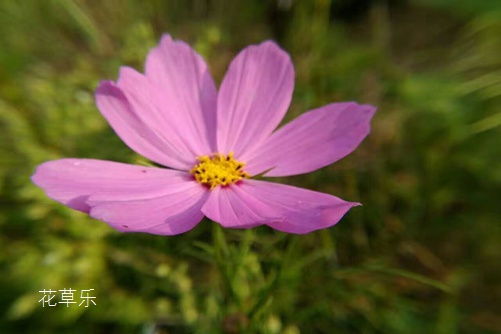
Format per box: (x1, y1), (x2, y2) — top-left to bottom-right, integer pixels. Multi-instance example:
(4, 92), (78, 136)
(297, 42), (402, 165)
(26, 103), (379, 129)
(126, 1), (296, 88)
(32, 35), (376, 235)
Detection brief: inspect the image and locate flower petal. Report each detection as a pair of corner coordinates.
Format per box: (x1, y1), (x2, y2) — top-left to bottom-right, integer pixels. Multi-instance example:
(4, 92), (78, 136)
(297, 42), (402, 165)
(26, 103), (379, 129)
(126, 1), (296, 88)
(31, 158), (208, 235)
(244, 102), (376, 177)
(95, 81), (193, 170)
(88, 178), (208, 236)
(32, 158), (165, 212)
(145, 34), (218, 154)
(201, 183), (282, 229)
(202, 180), (357, 234)
(216, 41), (294, 156)
(248, 180), (359, 234)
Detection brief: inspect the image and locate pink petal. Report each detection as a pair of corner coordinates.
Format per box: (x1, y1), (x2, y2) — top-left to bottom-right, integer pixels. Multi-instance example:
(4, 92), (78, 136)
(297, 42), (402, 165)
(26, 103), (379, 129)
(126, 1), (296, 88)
(201, 184), (282, 229)
(32, 158), (162, 212)
(202, 180), (358, 234)
(95, 81), (193, 170)
(244, 102), (376, 177)
(250, 180), (359, 234)
(116, 67), (199, 157)
(216, 41), (294, 157)
(32, 158), (208, 235)
(32, 159), (208, 235)
(88, 180), (208, 236)
(145, 34), (218, 154)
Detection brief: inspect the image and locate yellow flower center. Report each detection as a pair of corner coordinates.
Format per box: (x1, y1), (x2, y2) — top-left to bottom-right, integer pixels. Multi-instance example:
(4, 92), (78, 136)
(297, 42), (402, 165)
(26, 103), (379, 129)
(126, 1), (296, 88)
(190, 152), (250, 190)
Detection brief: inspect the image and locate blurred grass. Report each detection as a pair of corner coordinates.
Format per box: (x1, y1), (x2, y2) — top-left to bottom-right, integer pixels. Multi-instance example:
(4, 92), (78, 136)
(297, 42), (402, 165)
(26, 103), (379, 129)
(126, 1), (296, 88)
(0, 0), (500, 333)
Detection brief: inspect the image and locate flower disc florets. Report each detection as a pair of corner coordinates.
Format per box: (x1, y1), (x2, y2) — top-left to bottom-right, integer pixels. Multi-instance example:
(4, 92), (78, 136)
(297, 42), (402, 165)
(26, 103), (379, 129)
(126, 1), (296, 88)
(190, 152), (250, 190)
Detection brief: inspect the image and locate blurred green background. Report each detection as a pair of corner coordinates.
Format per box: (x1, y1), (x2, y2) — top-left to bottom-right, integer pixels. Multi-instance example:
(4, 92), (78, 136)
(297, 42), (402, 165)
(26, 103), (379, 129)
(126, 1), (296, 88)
(1, 0), (500, 333)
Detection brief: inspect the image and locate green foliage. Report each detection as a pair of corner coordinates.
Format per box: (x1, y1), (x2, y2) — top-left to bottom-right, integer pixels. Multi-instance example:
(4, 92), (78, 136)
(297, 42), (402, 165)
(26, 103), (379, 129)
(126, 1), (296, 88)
(412, 0), (501, 15)
(1, 0), (500, 333)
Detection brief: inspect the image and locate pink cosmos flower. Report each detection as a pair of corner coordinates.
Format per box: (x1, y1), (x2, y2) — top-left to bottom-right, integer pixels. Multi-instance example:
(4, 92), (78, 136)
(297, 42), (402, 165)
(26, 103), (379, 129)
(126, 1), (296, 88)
(32, 35), (376, 235)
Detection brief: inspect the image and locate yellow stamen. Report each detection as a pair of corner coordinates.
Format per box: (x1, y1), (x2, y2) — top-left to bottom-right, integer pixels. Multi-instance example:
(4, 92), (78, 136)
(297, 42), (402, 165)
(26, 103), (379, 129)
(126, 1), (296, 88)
(190, 152), (250, 190)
